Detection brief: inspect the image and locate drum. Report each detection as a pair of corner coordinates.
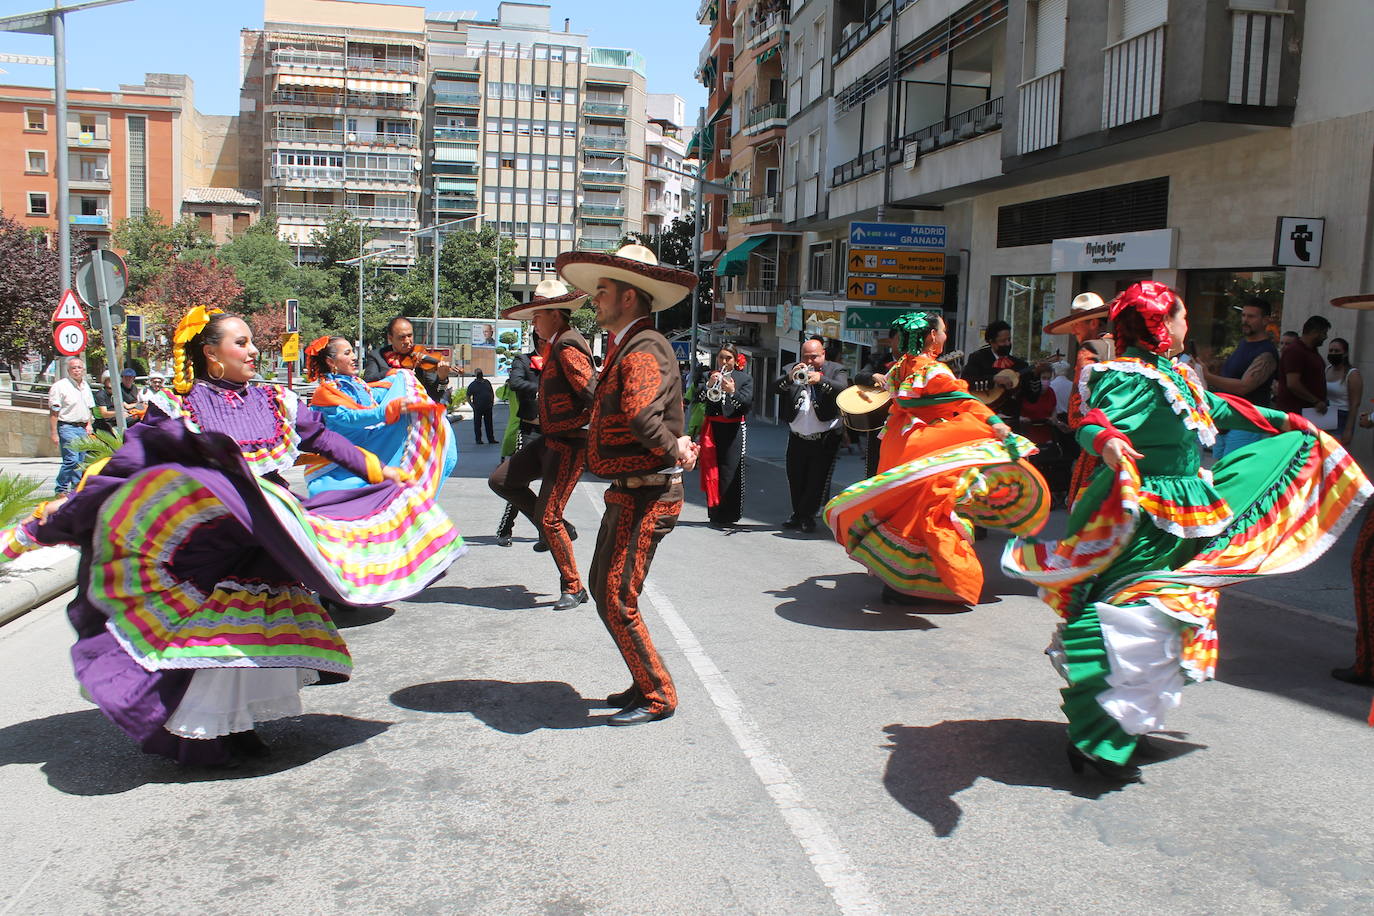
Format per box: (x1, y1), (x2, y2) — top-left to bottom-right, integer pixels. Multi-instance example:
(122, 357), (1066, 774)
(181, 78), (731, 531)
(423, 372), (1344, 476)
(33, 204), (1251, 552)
(837, 384), (892, 433)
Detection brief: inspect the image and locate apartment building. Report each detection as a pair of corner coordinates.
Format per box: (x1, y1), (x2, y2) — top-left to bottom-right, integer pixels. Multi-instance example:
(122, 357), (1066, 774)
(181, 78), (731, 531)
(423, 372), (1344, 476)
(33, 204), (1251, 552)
(754, 0), (1374, 426)
(693, 0), (737, 267)
(643, 93), (694, 236)
(0, 79), (184, 243)
(239, 0), (427, 264)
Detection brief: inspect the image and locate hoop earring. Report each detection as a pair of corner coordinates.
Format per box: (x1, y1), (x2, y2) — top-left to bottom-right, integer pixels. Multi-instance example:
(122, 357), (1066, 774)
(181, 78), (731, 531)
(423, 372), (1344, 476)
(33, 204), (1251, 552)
(208, 358), (226, 381)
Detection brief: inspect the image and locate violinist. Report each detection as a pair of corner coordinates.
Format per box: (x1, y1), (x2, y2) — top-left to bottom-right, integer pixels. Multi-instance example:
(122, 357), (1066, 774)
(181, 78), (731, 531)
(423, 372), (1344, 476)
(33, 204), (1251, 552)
(363, 315), (452, 404)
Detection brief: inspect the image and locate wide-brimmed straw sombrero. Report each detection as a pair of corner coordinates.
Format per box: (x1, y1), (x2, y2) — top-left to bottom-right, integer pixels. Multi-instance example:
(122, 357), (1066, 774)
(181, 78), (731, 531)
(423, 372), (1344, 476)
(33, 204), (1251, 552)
(1331, 293), (1374, 310)
(1042, 292), (1107, 335)
(501, 278), (588, 321)
(556, 243), (696, 313)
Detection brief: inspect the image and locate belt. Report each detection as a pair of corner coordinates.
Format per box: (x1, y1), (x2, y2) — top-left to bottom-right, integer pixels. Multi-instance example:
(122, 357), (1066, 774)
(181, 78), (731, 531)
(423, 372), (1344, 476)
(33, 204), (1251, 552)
(791, 429), (836, 441)
(616, 473), (674, 488)
(57, 420), (87, 427)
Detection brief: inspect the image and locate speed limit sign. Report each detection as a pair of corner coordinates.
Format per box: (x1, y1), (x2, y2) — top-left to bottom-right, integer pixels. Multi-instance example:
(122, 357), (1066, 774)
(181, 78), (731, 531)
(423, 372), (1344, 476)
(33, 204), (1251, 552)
(54, 320), (88, 356)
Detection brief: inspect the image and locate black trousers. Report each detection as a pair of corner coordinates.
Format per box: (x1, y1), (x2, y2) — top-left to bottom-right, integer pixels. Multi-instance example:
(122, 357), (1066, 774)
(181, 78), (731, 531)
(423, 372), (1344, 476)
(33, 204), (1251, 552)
(785, 429), (843, 520)
(472, 406), (495, 443)
(496, 424), (538, 538)
(704, 420), (747, 525)
(865, 428), (882, 480)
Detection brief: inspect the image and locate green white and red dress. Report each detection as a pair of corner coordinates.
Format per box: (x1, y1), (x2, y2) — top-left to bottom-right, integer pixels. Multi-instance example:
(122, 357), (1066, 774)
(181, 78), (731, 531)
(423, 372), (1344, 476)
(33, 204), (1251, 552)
(1004, 347), (1370, 764)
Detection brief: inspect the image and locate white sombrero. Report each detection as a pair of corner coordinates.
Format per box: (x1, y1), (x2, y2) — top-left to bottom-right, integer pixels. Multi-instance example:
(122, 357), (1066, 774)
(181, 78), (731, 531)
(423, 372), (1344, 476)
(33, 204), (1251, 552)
(1331, 293), (1374, 311)
(1043, 292), (1107, 335)
(501, 278), (588, 321)
(555, 243), (697, 313)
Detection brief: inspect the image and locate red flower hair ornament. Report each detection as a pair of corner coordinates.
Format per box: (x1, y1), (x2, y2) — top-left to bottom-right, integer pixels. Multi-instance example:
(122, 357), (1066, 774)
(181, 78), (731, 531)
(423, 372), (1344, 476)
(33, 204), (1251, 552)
(1108, 280), (1180, 354)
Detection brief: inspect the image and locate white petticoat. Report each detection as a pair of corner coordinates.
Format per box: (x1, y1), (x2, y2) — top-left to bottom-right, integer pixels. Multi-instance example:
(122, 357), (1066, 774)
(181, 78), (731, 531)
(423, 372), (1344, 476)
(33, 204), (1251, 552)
(1093, 599), (1185, 735)
(165, 668), (319, 739)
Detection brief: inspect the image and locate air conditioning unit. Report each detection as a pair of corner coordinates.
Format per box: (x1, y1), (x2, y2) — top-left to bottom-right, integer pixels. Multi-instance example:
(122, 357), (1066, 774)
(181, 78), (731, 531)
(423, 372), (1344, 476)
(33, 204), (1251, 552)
(93, 168), (109, 180)
(841, 21), (862, 40)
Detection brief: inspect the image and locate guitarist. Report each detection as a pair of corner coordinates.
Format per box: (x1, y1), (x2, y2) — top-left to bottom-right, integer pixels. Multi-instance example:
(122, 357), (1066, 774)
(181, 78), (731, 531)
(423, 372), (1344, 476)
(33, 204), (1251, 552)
(960, 319), (1040, 431)
(854, 325), (900, 479)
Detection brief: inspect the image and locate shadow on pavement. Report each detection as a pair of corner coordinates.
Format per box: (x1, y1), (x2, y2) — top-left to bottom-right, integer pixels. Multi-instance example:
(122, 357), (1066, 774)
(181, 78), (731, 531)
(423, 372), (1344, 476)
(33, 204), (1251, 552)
(768, 573), (956, 631)
(881, 720), (1204, 837)
(332, 605), (397, 629)
(0, 710), (391, 795)
(413, 584), (546, 610)
(390, 679), (601, 733)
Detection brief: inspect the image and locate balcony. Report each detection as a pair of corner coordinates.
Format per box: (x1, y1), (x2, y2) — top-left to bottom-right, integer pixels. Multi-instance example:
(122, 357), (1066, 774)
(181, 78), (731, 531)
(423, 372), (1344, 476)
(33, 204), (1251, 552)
(732, 194), (783, 224)
(582, 169), (627, 186)
(272, 126), (345, 145)
(271, 89), (344, 110)
(735, 286), (797, 314)
(581, 203), (626, 217)
(66, 130), (110, 150)
(1229, 9), (1285, 106)
(270, 48), (344, 70)
(1103, 25), (1165, 129)
(900, 96), (1005, 160)
(696, 0), (715, 24)
(585, 101), (629, 118)
(745, 9), (789, 49)
(1018, 70), (1062, 154)
(434, 127), (479, 143)
(434, 90), (481, 107)
(577, 237), (620, 251)
(435, 195), (479, 213)
(270, 164), (345, 185)
(832, 145), (901, 187)
(743, 101), (787, 135)
(70, 170), (112, 191)
(345, 168), (416, 185)
(346, 56), (421, 75)
(584, 134), (628, 151)
(833, 0), (914, 66)
(69, 210), (110, 228)
(275, 202), (415, 224)
(347, 92), (418, 111)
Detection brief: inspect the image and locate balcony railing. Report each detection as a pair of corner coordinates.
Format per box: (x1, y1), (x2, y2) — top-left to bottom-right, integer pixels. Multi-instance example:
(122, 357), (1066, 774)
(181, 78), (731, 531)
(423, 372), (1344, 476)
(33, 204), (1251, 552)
(899, 96), (1004, 159)
(272, 89), (343, 108)
(736, 286), (798, 314)
(353, 130), (418, 147)
(733, 194), (783, 223)
(581, 203), (625, 217)
(744, 101), (787, 133)
(697, 0), (715, 24)
(1229, 9), (1285, 106)
(582, 169), (627, 185)
(346, 56), (421, 75)
(275, 202), (415, 222)
(272, 126), (345, 145)
(70, 210), (110, 227)
(578, 237), (620, 251)
(434, 127), (480, 143)
(1018, 70), (1062, 154)
(584, 134), (628, 150)
(745, 9), (789, 49)
(435, 195), (479, 212)
(831, 144), (901, 186)
(833, 0), (913, 66)
(434, 90), (481, 107)
(271, 49), (344, 70)
(346, 168), (415, 184)
(348, 92), (418, 111)
(1103, 25), (1165, 129)
(585, 101), (629, 117)
(270, 164), (345, 183)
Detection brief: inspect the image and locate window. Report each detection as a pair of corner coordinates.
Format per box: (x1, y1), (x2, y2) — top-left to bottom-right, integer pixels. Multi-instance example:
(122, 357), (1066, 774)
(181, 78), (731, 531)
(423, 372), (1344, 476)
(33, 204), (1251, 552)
(998, 275), (1058, 361)
(808, 243), (832, 293)
(25, 108), (45, 131)
(27, 192), (48, 216)
(1027, 0), (1067, 78)
(500, 155), (515, 169)
(25, 150), (46, 174)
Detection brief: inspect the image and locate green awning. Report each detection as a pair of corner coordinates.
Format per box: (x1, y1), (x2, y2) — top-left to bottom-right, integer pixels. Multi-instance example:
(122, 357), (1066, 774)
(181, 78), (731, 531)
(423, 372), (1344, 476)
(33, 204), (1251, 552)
(685, 92), (732, 158)
(757, 45), (780, 64)
(715, 235), (769, 277)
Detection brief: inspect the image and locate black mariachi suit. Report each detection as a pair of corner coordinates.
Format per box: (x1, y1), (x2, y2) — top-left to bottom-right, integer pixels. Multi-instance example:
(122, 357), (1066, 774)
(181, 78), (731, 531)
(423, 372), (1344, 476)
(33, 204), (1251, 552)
(960, 345), (1042, 429)
(496, 351), (543, 540)
(773, 359), (850, 522)
(695, 367), (753, 525)
(855, 349), (896, 480)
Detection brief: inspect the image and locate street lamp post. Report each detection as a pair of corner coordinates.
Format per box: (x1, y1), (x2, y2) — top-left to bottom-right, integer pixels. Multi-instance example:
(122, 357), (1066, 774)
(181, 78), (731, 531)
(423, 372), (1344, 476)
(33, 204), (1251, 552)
(403, 211), (489, 346)
(339, 242), (408, 352)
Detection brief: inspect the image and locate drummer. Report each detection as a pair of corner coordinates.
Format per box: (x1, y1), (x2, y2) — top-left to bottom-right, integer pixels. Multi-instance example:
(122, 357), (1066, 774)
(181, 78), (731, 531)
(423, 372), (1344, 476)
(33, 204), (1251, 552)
(853, 324), (902, 479)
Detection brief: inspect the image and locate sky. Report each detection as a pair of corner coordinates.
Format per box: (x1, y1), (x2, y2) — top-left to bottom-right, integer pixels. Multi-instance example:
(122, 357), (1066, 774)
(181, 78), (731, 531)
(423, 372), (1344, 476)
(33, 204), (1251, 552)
(0, 0), (707, 116)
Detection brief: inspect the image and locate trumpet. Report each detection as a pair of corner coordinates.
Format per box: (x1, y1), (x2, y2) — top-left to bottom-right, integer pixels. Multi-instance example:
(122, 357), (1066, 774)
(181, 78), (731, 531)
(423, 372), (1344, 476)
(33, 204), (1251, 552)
(705, 369), (727, 402)
(789, 362), (811, 384)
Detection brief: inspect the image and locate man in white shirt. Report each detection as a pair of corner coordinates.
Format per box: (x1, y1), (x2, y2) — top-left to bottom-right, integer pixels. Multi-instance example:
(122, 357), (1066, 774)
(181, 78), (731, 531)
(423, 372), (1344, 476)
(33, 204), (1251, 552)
(48, 357), (94, 494)
(773, 338), (850, 532)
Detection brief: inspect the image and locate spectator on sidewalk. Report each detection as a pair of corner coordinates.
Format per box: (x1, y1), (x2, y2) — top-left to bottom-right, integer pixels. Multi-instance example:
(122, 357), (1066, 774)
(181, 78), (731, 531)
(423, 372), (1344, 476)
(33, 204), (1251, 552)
(118, 368), (140, 411)
(466, 368), (496, 444)
(1202, 297), (1280, 459)
(1275, 315), (1331, 418)
(1325, 337), (1362, 446)
(91, 371), (116, 434)
(46, 357), (93, 495)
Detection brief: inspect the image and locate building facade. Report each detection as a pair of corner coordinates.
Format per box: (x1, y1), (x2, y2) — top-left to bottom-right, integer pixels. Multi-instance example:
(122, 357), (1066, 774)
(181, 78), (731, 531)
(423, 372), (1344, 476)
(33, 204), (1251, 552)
(643, 93), (694, 236)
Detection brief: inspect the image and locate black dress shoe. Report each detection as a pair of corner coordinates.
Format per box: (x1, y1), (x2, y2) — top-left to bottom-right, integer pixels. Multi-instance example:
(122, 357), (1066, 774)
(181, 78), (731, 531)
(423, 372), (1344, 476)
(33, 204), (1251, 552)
(799, 518), (817, 533)
(1332, 666), (1374, 687)
(607, 705), (674, 726)
(552, 588), (589, 610)
(605, 686), (643, 708)
(566, 521), (578, 541)
(1066, 744), (1142, 783)
(533, 539), (549, 552)
(496, 535), (512, 547)
(781, 516), (803, 530)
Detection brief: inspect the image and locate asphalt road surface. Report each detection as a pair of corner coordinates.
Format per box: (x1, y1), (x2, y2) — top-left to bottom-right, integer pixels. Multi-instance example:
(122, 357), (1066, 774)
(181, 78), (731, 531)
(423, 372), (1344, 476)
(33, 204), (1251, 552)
(2, 432), (1372, 915)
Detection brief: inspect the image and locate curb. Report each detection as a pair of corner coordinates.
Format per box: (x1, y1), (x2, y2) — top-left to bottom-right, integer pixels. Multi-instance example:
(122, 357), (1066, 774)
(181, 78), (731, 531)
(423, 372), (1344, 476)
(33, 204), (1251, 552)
(0, 553), (78, 627)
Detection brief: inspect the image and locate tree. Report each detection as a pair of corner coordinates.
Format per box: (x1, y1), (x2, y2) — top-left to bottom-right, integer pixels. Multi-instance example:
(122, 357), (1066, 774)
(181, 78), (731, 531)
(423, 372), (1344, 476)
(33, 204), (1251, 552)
(217, 215), (299, 314)
(0, 212), (60, 369)
(138, 257), (244, 365)
(622, 216), (712, 333)
(396, 225), (518, 322)
(111, 209), (212, 301)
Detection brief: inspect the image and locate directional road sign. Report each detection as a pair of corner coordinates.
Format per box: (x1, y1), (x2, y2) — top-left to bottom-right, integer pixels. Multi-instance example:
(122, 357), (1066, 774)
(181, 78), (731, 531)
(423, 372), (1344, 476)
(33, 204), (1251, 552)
(75, 248), (128, 311)
(845, 276), (946, 304)
(848, 222), (946, 250)
(53, 320), (87, 356)
(52, 289), (86, 323)
(844, 307), (930, 331)
(125, 313), (143, 341)
(847, 249), (946, 277)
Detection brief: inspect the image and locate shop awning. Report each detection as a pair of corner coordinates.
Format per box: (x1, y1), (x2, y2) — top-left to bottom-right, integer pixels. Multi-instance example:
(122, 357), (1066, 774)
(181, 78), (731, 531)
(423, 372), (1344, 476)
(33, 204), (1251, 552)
(715, 235), (769, 277)
(345, 78), (413, 94)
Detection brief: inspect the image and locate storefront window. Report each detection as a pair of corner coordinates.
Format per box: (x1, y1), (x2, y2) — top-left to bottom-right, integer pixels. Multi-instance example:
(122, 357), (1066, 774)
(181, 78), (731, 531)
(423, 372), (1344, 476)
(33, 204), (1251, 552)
(997, 275), (1058, 361)
(1184, 269), (1285, 363)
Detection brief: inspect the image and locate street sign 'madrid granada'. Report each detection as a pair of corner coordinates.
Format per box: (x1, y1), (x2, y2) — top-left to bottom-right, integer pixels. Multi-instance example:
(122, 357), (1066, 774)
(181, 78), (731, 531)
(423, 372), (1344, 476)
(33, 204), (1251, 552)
(848, 221), (947, 250)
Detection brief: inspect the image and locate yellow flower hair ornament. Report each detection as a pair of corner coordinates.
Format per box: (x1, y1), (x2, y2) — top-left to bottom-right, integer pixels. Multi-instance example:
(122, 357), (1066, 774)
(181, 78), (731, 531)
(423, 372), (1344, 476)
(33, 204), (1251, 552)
(172, 306), (224, 394)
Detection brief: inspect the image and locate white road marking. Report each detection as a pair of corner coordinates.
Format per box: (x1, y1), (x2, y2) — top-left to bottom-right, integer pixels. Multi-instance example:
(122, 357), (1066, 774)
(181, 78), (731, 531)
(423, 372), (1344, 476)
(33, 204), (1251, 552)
(579, 482), (885, 916)
(0, 850), (54, 916)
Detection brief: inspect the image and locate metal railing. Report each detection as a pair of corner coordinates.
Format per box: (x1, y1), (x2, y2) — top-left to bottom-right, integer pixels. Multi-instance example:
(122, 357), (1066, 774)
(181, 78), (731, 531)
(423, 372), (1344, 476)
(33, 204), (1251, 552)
(347, 92), (418, 111)
(577, 237), (620, 250)
(433, 90), (481, 107)
(585, 101), (629, 117)
(275, 202), (415, 222)
(733, 194), (783, 222)
(270, 165), (345, 183)
(345, 168), (415, 184)
(581, 169), (627, 185)
(831, 144), (900, 186)
(833, 0), (913, 66)
(745, 101), (787, 130)
(271, 89), (344, 108)
(271, 48), (344, 69)
(736, 286), (798, 313)
(697, 0), (715, 23)
(346, 56), (421, 75)
(70, 211), (109, 227)
(584, 134), (628, 150)
(353, 130), (417, 146)
(1103, 24), (1166, 129)
(900, 96), (1004, 153)
(745, 9), (789, 48)
(580, 203), (625, 216)
(434, 127), (479, 142)
(1018, 71), (1062, 154)
(435, 195), (479, 211)
(1229, 9), (1284, 106)
(272, 126), (345, 144)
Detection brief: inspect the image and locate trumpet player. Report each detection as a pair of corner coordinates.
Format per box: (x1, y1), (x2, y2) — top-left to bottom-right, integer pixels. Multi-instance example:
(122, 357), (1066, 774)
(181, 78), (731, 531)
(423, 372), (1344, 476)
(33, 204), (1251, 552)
(695, 343), (754, 528)
(773, 337), (850, 533)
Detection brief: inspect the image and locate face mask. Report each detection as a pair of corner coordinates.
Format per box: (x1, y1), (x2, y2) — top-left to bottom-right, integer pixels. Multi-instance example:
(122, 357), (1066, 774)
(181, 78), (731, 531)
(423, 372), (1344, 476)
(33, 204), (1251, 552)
(993, 344), (1012, 357)
(1329, 353), (1346, 366)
